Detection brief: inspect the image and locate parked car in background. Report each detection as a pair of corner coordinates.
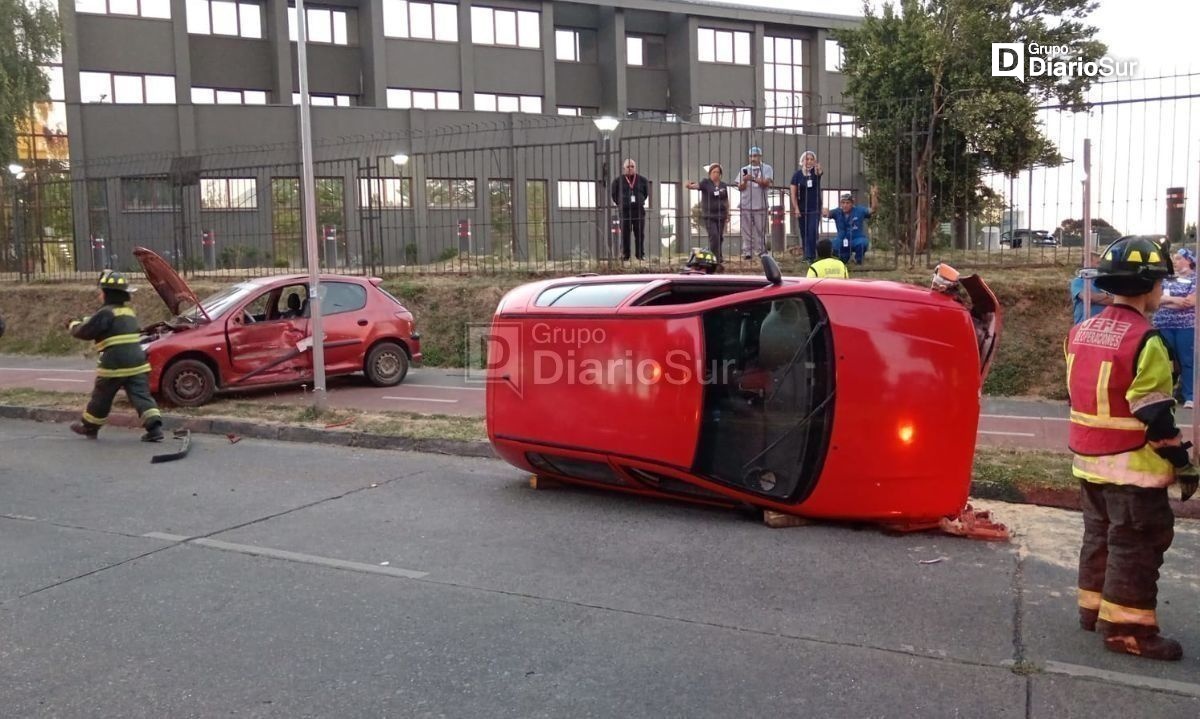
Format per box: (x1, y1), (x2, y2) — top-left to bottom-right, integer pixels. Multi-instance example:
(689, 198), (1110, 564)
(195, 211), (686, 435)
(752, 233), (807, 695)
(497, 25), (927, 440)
(1054, 224), (1124, 248)
(999, 229), (1056, 249)
(134, 247), (421, 407)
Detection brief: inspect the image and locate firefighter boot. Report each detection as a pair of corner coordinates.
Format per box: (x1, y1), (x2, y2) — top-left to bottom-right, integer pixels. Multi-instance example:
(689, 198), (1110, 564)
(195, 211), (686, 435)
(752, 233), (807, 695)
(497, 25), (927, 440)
(141, 419), (165, 443)
(70, 420), (100, 439)
(1079, 608), (1098, 632)
(1104, 632), (1184, 661)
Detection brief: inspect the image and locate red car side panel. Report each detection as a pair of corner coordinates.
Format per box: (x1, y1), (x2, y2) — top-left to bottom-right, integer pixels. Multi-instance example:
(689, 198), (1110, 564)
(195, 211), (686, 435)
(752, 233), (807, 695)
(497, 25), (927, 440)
(488, 315), (705, 470)
(800, 292), (981, 521)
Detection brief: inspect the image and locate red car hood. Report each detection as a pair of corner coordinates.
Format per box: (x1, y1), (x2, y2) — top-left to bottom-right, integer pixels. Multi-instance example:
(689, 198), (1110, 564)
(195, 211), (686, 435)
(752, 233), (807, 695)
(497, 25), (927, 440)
(133, 247), (210, 321)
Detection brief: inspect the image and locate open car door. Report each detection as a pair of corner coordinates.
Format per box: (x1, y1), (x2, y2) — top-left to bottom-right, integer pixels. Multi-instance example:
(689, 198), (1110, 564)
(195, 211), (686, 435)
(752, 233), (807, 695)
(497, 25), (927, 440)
(133, 247), (210, 321)
(223, 284), (313, 387)
(959, 275), (1002, 383)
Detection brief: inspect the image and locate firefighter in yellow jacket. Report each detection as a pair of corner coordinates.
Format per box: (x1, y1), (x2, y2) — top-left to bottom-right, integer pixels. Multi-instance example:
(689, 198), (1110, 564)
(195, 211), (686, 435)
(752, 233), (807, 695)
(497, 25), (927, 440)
(1066, 236), (1199, 661)
(66, 270), (164, 442)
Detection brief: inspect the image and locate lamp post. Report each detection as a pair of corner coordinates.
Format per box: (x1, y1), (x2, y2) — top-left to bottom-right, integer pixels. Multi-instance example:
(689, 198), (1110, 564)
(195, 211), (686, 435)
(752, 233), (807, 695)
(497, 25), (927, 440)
(593, 117), (620, 262)
(295, 0), (327, 412)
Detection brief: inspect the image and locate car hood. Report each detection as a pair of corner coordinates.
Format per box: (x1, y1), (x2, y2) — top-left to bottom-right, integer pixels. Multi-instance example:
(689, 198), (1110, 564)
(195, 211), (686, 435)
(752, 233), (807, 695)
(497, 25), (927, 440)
(133, 247), (210, 320)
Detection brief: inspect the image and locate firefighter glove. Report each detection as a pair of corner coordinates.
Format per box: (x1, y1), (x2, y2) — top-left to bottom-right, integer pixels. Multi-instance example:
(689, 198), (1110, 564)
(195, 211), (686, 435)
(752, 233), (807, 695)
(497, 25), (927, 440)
(1178, 465), (1199, 502)
(1154, 439), (1193, 469)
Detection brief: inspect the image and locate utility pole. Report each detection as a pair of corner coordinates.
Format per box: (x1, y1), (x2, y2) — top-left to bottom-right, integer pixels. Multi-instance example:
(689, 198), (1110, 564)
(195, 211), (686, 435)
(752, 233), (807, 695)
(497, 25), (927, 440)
(295, 0), (327, 412)
(1082, 139), (1093, 320)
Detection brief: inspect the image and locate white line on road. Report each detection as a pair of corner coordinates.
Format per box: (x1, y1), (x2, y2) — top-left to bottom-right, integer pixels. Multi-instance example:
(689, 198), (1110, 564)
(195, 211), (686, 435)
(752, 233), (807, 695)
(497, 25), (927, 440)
(980, 413), (1068, 422)
(405, 384), (485, 392)
(37, 378), (88, 383)
(0, 367), (93, 374)
(1038, 659), (1200, 698)
(142, 532), (429, 579)
(977, 430), (1037, 437)
(382, 396), (459, 403)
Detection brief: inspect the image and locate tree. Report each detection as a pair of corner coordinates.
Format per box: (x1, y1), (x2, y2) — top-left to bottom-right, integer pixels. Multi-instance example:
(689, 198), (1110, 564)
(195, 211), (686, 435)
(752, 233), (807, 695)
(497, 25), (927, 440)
(0, 0), (61, 167)
(834, 0), (1106, 254)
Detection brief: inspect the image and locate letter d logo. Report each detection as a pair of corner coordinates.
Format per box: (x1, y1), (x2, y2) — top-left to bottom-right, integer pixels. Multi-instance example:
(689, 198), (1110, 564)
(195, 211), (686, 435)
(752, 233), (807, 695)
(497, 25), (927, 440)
(992, 43), (1024, 81)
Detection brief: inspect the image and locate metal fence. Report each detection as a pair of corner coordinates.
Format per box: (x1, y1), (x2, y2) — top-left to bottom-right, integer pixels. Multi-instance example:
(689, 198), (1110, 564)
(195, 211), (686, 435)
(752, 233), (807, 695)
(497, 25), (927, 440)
(3, 76), (1198, 281)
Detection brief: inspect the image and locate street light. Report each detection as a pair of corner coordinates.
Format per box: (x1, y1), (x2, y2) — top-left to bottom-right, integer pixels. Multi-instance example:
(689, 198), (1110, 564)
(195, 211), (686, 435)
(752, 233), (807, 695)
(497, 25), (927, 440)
(593, 117), (620, 261)
(391, 153), (409, 166)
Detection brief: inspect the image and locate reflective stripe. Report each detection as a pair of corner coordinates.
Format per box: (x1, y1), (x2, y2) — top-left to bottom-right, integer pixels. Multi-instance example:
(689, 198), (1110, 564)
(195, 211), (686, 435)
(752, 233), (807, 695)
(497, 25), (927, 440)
(111, 307), (136, 317)
(1078, 588), (1102, 610)
(68, 320), (83, 331)
(82, 411), (107, 425)
(1129, 392), (1174, 414)
(141, 408), (162, 420)
(1099, 599), (1158, 627)
(1069, 410), (1145, 430)
(96, 363), (151, 378)
(1096, 361), (1113, 418)
(1065, 352), (1075, 389)
(95, 333), (141, 350)
(1073, 449), (1173, 488)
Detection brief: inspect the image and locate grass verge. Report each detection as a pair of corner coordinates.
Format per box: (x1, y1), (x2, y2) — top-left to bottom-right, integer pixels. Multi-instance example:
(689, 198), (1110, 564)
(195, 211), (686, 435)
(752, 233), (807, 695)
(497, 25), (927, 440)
(971, 446), (1075, 502)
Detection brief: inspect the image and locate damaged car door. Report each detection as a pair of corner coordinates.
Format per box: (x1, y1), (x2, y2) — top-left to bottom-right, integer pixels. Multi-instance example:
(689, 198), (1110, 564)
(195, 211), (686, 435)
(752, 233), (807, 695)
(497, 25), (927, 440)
(224, 284), (313, 387)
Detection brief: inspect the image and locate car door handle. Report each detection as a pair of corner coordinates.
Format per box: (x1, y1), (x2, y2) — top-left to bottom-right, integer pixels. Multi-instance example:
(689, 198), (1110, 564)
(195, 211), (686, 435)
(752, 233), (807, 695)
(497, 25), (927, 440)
(357, 319), (368, 326)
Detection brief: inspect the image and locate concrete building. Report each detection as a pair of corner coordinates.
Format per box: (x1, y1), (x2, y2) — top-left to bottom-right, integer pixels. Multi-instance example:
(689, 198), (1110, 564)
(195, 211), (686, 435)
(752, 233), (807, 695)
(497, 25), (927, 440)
(17, 0), (864, 273)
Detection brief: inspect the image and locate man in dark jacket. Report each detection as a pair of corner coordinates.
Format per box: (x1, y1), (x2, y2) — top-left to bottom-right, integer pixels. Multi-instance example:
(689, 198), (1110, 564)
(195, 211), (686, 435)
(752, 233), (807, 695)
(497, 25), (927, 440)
(67, 270), (164, 442)
(610, 158), (650, 261)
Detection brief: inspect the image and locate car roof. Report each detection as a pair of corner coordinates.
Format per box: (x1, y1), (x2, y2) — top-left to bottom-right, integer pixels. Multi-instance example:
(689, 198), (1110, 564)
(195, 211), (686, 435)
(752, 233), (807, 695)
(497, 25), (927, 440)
(245, 273), (373, 287)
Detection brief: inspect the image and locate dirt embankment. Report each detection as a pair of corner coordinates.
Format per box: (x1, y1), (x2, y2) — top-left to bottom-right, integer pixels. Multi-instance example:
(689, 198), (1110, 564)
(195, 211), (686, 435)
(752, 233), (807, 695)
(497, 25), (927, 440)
(0, 268), (1074, 399)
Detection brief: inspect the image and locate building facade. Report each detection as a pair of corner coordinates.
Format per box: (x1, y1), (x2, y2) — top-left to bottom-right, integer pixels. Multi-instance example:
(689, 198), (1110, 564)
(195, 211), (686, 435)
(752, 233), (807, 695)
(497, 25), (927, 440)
(13, 0), (863, 274)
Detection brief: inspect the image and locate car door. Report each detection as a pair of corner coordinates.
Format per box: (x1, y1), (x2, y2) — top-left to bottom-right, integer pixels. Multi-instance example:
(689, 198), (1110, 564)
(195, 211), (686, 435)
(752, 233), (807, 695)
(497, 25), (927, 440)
(225, 284), (312, 386)
(317, 281), (371, 374)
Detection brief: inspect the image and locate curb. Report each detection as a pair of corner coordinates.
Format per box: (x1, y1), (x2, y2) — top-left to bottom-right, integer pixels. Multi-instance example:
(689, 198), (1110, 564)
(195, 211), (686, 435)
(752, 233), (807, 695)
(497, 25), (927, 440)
(971, 481), (1200, 521)
(0, 404), (498, 460)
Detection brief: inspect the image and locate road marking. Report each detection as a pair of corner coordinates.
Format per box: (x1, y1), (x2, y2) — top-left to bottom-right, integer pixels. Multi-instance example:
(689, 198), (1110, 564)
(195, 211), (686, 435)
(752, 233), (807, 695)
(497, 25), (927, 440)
(0, 367), (93, 374)
(382, 396), (459, 403)
(1039, 659), (1200, 698)
(142, 532), (429, 579)
(36, 378), (88, 383)
(978, 430), (1037, 437)
(406, 383), (485, 392)
(981, 413), (1068, 422)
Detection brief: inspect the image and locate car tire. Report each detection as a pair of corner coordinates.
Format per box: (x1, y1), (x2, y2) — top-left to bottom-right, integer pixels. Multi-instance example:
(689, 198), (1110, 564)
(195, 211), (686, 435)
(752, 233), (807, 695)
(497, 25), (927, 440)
(161, 358), (217, 407)
(365, 342), (409, 387)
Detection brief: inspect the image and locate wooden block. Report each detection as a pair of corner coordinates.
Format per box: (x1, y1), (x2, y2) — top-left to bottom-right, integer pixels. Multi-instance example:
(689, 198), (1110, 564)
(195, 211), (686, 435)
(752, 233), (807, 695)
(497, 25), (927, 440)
(763, 510), (812, 529)
(529, 475), (560, 490)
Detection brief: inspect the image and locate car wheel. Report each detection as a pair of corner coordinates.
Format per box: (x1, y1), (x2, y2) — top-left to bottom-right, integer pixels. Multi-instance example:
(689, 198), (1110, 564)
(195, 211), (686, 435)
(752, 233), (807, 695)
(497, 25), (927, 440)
(365, 342), (409, 387)
(162, 358), (217, 407)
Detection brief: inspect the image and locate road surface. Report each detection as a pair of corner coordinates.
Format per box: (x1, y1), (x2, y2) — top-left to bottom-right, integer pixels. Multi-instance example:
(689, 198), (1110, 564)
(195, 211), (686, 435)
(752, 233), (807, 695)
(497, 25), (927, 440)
(2, 417), (1199, 717)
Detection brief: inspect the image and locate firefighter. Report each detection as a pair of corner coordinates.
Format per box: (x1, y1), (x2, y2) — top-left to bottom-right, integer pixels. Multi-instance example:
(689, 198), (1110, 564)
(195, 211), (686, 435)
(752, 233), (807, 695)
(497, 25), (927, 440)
(66, 270), (164, 442)
(806, 238), (849, 279)
(1067, 236), (1199, 661)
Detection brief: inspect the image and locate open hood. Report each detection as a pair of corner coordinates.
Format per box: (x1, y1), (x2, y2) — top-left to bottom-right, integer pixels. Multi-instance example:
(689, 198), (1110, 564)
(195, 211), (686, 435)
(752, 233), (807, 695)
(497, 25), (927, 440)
(133, 247), (210, 321)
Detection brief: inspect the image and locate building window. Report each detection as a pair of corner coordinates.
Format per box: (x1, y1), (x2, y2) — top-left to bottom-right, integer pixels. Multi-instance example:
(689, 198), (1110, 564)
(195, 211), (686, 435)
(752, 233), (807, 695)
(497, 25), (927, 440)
(75, 0), (171, 19)
(359, 178), (411, 208)
(382, 1), (458, 42)
(627, 109), (679, 122)
(288, 5), (353, 45)
(489, 179), (515, 256)
(765, 36), (805, 132)
(827, 112), (861, 137)
(201, 178), (258, 209)
(557, 106), (597, 117)
(626, 36), (643, 66)
(698, 28), (750, 65)
(192, 87), (268, 104)
(387, 88), (460, 110)
(697, 105), (751, 128)
(426, 179), (476, 209)
(121, 177), (177, 211)
(292, 93), (354, 106)
(80, 72), (176, 104)
(825, 39), (844, 72)
(186, 0), (262, 37)
(475, 93), (542, 114)
(17, 64), (69, 170)
(555, 29), (580, 62)
(556, 180), (595, 209)
(471, 6), (540, 49)
(659, 181), (677, 245)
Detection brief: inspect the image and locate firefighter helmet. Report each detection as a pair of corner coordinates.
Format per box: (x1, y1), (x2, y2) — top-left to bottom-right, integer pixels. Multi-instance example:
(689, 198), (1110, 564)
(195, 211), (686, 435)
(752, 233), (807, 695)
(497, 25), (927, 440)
(97, 270), (137, 293)
(686, 248), (719, 274)
(1093, 236), (1172, 296)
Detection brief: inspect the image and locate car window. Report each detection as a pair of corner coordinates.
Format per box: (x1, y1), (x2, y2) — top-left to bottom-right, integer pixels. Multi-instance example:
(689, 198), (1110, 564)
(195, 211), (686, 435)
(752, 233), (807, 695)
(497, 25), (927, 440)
(242, 290), (274, 322)
(535, 282), (650, 308)
(324, 282), (367, 315)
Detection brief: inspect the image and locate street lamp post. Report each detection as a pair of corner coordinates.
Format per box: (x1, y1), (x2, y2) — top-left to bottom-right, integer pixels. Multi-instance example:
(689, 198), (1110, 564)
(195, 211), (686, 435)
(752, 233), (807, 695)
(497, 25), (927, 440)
(593, 117), (620, 263)
(295, 0), (326, 413)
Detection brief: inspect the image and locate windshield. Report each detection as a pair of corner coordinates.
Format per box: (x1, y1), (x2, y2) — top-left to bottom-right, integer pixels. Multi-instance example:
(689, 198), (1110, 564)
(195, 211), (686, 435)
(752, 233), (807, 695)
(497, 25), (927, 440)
(178, 282), (258, 322)
(692, 294), (834, 502)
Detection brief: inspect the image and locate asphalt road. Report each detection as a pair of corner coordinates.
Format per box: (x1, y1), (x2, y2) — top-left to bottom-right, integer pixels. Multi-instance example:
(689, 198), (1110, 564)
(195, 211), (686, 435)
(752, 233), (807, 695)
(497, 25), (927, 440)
(2, 418), (1200, 717)
(0, 354), (1155, 449)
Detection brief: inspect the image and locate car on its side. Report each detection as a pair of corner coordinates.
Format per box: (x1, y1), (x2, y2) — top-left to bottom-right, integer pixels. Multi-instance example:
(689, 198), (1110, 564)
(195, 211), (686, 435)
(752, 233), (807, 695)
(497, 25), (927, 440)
(133, 247), (421, 407)
(484, 258), (1000, 525)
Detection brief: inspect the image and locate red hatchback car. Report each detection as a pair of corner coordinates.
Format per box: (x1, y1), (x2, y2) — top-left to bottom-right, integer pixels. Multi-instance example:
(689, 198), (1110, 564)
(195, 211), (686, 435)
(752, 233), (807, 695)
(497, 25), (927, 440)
(485, 259), (1000, 525)
(133, 247), (421, 407)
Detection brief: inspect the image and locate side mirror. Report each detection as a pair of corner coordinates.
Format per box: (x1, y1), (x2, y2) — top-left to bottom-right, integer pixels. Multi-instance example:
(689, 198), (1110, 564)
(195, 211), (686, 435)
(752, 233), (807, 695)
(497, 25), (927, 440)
(761, 254), (783, 286)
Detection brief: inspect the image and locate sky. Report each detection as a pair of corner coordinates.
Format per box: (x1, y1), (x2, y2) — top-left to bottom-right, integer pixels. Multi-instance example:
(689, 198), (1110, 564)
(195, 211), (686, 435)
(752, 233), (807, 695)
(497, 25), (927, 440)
(706, 0), (1200, 235)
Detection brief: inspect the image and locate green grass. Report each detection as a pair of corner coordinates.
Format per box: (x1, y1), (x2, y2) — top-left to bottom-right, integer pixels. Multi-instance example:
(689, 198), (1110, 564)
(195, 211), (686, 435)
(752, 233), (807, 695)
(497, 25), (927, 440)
(972, 446), (1075, 500)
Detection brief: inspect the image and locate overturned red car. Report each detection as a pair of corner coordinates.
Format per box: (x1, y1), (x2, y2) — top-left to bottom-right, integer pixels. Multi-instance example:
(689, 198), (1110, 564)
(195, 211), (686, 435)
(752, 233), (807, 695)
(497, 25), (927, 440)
(485, 258), (1001, 526)
(133, 247), (422, 407)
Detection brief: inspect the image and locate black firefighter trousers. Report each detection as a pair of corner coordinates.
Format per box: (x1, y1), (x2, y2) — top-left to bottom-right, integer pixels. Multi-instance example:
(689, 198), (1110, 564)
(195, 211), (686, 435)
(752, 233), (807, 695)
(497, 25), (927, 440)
(1078, 480), (1175, 636)
(81, 373), (163, 431)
